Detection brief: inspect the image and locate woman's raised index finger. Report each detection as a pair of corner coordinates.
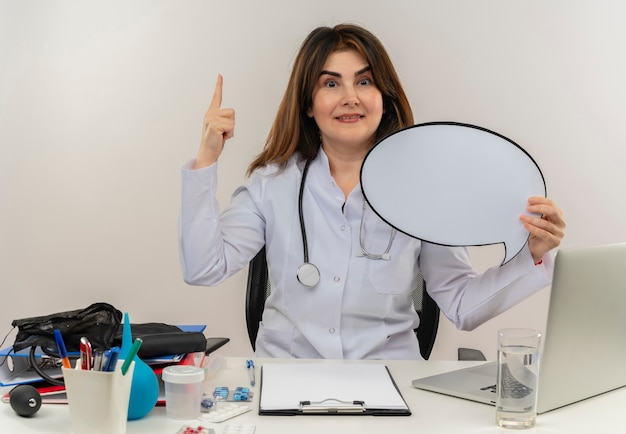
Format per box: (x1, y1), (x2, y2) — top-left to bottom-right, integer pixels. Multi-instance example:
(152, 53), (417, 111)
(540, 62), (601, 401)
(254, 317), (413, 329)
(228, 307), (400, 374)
(209, 74), (223, 110)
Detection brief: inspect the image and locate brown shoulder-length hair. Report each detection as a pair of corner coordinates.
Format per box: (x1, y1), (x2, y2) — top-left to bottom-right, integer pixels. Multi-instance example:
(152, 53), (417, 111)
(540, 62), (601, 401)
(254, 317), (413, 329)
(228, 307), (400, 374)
(247, 23), (414, 176)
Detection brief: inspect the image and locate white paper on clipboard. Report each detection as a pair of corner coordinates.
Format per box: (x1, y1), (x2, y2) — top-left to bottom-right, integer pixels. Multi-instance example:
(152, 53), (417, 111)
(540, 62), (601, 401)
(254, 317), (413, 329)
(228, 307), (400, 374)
(259, 363), (409, 414)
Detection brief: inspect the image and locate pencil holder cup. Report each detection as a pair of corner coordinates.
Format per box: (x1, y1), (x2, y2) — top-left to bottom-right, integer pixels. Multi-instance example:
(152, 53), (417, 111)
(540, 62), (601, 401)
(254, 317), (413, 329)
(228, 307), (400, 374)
(63, 362), (135, 434)
(162, 365), (205, 420)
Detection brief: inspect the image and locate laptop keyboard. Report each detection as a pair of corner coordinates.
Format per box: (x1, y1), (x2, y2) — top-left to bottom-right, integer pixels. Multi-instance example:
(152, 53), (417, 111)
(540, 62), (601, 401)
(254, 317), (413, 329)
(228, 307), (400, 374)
(480, 364), (534, 399)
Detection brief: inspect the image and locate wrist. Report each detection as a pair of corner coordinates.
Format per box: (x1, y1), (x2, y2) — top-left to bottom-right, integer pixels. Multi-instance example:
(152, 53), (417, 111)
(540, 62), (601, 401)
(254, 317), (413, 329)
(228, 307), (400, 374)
(194, 152), (219, 170)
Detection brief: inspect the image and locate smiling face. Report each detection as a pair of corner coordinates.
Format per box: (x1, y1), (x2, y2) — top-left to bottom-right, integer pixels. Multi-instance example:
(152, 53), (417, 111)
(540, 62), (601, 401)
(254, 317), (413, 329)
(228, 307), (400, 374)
(307, 49), (384, 156)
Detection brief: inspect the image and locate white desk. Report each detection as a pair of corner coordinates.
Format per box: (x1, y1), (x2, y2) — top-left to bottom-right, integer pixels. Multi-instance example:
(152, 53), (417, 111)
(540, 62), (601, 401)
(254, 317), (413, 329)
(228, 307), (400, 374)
(2, 357), (626, 433)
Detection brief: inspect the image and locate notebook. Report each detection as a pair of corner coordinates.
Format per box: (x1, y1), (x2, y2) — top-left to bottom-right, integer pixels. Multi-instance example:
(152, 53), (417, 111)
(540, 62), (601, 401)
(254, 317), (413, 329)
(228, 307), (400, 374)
(412, 242), (626, 414)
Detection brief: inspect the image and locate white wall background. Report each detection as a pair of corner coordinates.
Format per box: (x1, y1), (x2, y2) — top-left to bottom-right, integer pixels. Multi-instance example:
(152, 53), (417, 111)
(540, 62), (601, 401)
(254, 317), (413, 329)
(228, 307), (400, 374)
(1, 0), (625, 360)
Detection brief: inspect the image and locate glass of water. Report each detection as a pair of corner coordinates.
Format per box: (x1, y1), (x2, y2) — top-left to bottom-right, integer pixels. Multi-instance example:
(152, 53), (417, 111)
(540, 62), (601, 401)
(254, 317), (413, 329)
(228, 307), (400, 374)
(496, 328), (542, 429)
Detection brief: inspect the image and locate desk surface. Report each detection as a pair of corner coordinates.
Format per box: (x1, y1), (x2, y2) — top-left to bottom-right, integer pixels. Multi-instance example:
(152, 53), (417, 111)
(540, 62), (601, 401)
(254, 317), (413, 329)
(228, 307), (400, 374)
(2, 357), (626, 433)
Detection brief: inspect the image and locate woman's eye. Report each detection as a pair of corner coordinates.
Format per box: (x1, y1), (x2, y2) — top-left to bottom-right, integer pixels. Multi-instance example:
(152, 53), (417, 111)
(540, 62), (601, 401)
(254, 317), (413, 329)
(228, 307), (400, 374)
(324, 80), (338, 88)
(358, 78), (372, 86)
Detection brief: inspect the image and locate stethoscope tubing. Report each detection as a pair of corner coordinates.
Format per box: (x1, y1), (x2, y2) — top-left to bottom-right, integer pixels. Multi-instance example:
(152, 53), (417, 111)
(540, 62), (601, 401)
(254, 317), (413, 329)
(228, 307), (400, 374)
(296, 158), (395, 288)
(296, 159), (321, 287)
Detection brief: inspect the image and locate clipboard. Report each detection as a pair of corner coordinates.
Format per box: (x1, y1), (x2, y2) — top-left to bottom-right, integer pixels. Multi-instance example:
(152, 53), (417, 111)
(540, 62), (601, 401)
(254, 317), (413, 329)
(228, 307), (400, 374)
(258, 363), (411, 416)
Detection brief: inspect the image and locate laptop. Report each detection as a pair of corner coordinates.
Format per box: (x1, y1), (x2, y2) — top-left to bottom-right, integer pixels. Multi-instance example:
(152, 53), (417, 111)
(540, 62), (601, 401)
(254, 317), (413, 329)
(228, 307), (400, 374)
(412, 242), (626, 414)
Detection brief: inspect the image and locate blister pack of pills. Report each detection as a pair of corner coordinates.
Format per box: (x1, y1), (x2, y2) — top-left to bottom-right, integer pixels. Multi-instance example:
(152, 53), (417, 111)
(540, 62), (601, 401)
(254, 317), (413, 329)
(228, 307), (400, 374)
(212, 386), (253, 402)
(176, 425), (215, 434)
(199, 403), (253, 423)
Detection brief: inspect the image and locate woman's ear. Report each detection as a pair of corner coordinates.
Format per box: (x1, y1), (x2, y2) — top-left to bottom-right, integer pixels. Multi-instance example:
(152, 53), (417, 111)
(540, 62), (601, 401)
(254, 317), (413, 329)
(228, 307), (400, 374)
(306, 107), (314, 118)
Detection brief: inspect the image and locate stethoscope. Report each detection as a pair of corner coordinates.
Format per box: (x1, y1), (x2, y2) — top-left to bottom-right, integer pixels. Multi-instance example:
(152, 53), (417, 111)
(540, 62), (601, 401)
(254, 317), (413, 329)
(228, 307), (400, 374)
(296, 159), (397, 287)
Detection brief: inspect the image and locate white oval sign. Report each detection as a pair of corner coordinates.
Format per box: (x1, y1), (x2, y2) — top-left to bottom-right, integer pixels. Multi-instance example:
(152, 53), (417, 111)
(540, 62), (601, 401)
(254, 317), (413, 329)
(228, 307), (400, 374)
(360, 122), (546, 265)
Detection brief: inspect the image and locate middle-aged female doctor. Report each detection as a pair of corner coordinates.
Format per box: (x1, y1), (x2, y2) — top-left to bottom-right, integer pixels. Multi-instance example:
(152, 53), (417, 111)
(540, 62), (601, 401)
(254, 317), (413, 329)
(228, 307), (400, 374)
(179, 24), (566, 360)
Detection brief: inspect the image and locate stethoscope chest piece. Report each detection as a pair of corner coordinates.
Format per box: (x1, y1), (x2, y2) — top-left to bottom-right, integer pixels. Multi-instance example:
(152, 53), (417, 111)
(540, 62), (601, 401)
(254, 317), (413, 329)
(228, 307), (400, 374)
(296, 262), (320, 288)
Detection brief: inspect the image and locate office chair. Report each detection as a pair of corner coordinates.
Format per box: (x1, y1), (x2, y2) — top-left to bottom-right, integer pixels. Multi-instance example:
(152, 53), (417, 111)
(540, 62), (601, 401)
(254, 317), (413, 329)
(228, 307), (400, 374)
(245, 246), (442, 360)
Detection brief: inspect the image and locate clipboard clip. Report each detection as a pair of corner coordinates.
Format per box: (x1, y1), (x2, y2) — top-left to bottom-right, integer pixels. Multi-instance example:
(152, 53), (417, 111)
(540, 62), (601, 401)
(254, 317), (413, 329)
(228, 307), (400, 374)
(299, 398), (365, 414)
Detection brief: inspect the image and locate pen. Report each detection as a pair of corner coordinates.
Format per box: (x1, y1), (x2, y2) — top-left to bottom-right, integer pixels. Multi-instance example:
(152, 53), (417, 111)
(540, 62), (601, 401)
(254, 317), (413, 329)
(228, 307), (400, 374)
(121, 338), (143, 376)
(53, 329), (72, 369)
(246, 359), (255, 386)
(92, 349), (104, 371)
(104, 346), (120, 372)
(79, 337), (93, 370)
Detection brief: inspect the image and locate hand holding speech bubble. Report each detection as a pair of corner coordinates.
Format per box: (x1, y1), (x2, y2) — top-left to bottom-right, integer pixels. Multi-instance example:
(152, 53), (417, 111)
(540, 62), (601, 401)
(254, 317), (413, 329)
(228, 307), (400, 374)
(360, 122), (546, 265)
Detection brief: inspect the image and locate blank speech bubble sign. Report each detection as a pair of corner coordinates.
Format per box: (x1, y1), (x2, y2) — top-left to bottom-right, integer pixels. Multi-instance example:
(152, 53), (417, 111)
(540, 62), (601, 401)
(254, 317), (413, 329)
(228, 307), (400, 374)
(360, 122), (546, 265)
